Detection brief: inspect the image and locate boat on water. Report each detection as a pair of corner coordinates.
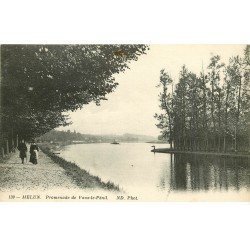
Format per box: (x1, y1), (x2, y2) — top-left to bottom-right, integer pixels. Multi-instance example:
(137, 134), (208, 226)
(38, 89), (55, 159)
(111, 140), (120, 145)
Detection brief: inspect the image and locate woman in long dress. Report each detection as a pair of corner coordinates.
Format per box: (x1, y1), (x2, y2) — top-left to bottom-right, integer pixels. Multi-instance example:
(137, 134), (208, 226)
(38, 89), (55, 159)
(29, 141), (39, 165)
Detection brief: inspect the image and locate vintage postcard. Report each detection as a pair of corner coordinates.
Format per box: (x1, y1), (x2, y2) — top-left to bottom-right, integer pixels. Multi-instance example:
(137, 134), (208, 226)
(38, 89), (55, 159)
(0, 44), (249, 201)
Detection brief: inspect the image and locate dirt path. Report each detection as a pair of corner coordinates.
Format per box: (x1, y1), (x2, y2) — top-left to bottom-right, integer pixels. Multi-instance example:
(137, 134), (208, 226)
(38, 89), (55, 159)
(0, 150), (81, 192)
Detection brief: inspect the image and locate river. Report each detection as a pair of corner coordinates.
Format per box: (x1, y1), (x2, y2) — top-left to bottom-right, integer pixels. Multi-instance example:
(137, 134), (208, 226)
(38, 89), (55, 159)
(59, 143), (250, 199)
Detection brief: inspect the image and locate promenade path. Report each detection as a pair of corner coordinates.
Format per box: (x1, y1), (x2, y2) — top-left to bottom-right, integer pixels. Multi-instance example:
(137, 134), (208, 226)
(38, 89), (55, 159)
(0, 150), (80, 192)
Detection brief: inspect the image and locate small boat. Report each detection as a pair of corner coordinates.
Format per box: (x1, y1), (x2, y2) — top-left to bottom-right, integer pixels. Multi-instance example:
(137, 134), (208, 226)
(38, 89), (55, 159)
(111, 140), (120, 145)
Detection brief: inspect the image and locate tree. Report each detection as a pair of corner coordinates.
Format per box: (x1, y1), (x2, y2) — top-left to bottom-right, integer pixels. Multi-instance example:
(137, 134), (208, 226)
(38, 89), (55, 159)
(155, 46), (250, 153)
(173, 66), (189, 150)
(223, 55), (249, 152)
(207, 55), (225, 151)
(155, 69), (174, 148)
(198, 68), (209, 150)
(1, 45), (148, 145)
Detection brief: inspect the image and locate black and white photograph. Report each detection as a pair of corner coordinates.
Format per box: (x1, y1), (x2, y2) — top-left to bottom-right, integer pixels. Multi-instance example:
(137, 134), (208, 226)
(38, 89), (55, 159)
(0, 44), (249, 201)
(0, 1), (249, 250)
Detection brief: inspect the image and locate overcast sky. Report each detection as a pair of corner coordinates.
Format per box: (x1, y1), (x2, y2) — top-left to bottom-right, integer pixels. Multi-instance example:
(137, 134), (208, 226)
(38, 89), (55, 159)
(58, 45), (245, 137)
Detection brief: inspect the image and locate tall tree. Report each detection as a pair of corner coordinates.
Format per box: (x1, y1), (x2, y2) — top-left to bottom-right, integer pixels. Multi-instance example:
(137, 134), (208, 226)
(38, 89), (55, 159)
(155, 69), (174, 148)
(207, 55), (224, 151)
(155, 46), (249, 153)
(1, 45), (148, 144)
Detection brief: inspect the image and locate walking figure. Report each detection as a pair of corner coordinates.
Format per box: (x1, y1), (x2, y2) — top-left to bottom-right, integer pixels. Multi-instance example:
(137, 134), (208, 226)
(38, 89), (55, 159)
(29, 141), (39, 165)
(18, 140), (27, 164)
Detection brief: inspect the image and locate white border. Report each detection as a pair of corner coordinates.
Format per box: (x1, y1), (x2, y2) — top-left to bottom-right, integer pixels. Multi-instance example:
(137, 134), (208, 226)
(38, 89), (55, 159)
(0, 203), (249, 250)
(1, 0), (249, 44)
(1, 0), (249, 250)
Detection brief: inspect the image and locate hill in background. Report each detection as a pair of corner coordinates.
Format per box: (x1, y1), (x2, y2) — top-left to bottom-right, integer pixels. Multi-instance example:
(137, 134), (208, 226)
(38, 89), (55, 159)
(38, 130), (158, 144)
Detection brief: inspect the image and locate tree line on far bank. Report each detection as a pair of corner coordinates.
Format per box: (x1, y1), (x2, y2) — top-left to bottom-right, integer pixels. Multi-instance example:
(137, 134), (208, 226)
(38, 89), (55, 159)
(0, 45), (148, 155)
(155, 46), (250, 153)
(38, 130), (155, 143)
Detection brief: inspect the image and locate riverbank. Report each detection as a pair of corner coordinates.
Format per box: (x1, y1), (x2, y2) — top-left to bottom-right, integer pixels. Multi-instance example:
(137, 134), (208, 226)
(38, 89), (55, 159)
(151, 148), (250, 158)
(0, 145), (119, 193)
(39, 144), (120, 191)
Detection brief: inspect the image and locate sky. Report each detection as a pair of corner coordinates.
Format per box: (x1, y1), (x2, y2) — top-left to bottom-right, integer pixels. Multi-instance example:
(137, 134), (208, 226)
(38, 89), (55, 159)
(58, 45), (245, 137)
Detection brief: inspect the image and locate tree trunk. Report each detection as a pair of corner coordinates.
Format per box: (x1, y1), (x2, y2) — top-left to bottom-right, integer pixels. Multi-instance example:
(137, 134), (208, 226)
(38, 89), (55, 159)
(235, 76), (242, 152)
(6, 140), (9, 154)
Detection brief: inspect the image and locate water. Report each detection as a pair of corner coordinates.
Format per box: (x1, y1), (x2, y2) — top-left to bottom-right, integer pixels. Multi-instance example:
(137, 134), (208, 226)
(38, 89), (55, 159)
(59, 143), (250, 195)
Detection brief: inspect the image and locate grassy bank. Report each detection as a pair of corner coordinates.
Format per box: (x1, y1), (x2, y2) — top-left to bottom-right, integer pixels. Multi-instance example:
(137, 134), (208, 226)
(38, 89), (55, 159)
(39, 144), (120, 191)
(151, 148), (250, 158)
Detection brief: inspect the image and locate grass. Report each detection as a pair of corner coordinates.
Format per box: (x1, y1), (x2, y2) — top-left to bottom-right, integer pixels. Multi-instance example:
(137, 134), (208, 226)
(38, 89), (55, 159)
(39, 145), (120, 191)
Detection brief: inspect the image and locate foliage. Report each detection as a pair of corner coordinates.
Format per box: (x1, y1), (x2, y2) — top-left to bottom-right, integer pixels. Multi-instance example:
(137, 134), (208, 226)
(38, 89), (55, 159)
(155, 46), (250, 152)
(1, 44), (148, 141)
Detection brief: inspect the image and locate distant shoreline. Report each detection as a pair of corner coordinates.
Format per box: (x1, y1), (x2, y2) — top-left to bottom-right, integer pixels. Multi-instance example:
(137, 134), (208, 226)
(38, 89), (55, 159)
(151, 148), (250, 158)
(40, 141), (164, 147)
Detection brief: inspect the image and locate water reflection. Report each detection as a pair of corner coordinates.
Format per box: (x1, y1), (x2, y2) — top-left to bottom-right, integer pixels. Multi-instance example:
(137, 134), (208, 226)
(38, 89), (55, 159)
(162, 154), (250, 192)
(59, 143), (249, 195)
